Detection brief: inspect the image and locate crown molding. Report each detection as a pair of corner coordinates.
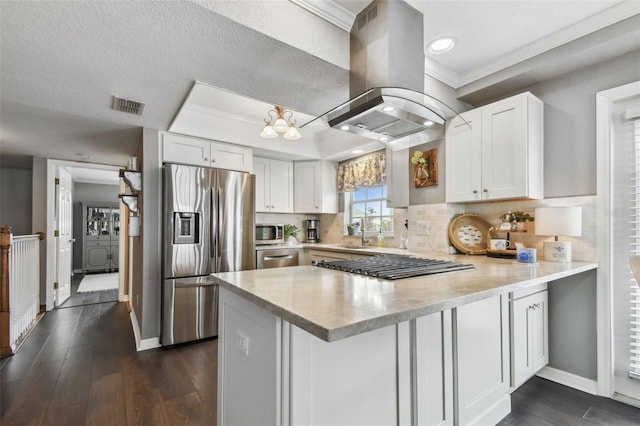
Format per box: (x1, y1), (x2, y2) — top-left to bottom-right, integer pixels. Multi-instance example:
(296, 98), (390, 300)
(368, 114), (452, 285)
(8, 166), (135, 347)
(424, 58), (460, 89)
(457, 0), (640, 88)
(289, 0), (356, 31)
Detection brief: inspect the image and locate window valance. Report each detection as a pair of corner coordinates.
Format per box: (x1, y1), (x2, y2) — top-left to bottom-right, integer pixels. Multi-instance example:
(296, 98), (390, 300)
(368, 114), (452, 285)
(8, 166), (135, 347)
(337, 150), (386, 192)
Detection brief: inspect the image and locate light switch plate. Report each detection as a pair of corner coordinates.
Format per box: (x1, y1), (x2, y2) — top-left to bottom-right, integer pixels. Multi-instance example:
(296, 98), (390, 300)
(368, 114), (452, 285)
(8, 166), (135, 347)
(235, 330), (250, 356)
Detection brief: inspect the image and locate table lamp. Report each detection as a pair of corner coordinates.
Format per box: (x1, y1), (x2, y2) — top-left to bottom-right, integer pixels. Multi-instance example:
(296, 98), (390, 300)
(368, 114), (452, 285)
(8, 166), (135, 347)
(535, 207), (582, 262)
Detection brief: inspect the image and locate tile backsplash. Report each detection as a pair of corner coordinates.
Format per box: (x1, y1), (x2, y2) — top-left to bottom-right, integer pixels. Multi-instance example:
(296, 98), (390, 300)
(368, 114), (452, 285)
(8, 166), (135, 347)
(259, 195), (596, 262)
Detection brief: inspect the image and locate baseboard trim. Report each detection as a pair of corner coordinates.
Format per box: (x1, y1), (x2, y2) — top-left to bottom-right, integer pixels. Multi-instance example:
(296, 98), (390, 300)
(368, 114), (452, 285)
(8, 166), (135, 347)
(612, 392), (640, 408)
(468, 394), (511, 426)
(129, 309), (161, 352)
(536, 366), (598, 395)
(119, 295), (130, 303)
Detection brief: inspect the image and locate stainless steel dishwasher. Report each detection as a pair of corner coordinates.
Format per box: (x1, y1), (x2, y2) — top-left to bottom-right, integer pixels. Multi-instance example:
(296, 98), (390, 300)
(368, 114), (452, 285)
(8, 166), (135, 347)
(256, 248), (300, 269)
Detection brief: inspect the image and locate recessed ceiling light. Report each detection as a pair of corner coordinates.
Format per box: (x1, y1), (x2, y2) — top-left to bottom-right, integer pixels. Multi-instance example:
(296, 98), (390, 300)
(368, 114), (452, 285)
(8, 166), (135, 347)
(424, 120), (434, 126)
(352, 149), (364, 154)
(382, 106), (395, 112)
(427, 37), (457, 55)
(340, 125), (350, 131)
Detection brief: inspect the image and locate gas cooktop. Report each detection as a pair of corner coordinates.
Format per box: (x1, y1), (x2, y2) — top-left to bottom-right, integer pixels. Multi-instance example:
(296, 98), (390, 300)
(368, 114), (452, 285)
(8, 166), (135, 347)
(314, 255), (474, 280)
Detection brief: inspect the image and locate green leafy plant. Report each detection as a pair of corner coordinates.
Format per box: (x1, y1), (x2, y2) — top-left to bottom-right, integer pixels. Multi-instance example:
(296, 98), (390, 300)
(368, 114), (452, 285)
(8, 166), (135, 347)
(513, 211), (534, 222)
(283, 224), (299, 238)
(347, 221), (360, 229)
(410, 150), (427, 166)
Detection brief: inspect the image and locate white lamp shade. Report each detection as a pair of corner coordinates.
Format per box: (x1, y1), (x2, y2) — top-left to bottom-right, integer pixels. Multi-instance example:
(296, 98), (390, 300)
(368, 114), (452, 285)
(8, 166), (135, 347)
(260, 124), (278, 139)
(283, 126), (301, 140)
(535, 207), (582, 237)
(273, 118), (289, 133)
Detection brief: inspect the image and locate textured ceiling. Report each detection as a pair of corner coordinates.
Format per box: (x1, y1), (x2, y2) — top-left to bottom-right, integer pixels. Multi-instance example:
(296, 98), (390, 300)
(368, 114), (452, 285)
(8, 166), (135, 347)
(0, 0), (638, 170)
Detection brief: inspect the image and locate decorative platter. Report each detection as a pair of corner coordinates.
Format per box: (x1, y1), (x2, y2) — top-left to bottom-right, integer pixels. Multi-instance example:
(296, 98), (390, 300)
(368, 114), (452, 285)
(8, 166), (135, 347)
(448, 213), (492, 255)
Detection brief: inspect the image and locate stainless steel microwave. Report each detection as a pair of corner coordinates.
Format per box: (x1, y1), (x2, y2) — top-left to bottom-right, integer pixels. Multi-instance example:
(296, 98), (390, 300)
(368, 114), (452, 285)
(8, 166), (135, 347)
(255, 223), (284, 245)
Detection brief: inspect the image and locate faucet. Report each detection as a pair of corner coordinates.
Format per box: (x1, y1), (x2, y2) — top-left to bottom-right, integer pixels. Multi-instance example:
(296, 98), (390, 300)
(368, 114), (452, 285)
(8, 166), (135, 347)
(361, 228), (369, 247)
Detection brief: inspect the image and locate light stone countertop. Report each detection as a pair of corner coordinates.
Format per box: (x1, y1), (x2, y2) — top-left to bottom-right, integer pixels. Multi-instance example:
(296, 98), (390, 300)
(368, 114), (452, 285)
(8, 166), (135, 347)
(211, 253), (597, 342)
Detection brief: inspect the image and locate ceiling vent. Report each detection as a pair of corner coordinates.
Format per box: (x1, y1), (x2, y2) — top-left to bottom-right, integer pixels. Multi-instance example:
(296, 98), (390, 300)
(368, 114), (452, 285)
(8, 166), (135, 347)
(112, 96), (145, 115)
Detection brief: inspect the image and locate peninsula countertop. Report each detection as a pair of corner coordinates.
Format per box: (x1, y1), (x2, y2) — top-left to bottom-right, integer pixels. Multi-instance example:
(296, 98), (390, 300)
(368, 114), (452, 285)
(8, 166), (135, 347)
(210, 254), (597, 342)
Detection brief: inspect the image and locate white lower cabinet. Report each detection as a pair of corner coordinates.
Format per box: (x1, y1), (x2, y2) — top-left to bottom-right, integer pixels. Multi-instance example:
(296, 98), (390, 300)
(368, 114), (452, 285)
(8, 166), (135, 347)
(416, 311), (454, 426)
(218, 287), (511, 426)
(510, 284), (549, 389)
(454, 295), (511, 426)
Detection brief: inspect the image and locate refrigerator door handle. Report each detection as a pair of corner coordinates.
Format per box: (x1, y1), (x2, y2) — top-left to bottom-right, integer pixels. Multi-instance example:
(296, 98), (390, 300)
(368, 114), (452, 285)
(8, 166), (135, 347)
(211, 185), (222, 273)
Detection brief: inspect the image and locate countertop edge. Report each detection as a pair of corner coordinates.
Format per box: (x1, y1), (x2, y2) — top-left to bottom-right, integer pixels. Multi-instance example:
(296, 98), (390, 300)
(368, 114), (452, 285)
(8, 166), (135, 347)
(212, 261), (598, 343)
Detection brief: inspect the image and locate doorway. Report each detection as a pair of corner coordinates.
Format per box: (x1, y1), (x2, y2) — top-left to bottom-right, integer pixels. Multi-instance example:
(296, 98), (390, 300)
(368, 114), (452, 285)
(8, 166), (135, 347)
(43, 160), (125, 310)
(596, 81), (640, 403)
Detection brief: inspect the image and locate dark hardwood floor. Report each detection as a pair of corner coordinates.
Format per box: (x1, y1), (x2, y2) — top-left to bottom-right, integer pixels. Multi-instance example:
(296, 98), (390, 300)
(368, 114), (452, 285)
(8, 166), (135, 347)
(0, 302), (217, 426)
(57, 273), (119, 308)
(1, 298), (639, 425)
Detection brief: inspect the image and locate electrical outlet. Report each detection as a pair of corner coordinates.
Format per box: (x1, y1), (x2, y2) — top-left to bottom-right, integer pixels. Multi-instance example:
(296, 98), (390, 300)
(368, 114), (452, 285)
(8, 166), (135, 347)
(235, 330), (250, 356)
(417, 221), (430, 236)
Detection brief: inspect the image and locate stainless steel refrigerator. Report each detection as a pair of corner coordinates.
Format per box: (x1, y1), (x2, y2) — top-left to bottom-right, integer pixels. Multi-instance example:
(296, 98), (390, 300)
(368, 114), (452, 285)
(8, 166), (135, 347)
(162, 163), (255, 346)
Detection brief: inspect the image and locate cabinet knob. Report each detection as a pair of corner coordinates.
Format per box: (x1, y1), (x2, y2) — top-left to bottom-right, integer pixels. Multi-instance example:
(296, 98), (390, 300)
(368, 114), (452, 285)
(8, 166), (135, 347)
(203, 157), (208, 162)
(472, 190), (478, 194)
(483, 189), (488, 193)
(212, 159), (216, 163)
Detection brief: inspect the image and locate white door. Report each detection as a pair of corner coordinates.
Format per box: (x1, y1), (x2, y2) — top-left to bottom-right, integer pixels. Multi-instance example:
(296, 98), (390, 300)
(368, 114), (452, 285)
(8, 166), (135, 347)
(55, 168), (73, 306)
(611, 91), (640, 400)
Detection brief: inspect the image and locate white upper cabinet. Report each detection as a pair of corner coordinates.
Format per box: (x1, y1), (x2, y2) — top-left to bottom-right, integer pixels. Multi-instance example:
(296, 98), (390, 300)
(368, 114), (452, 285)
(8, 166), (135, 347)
(385, 148), (409, 208)
(445, 92), (543, 203)
(254, 157), (293, 213)
(162, 133), (252, 173)
(294, 161), (337, 214)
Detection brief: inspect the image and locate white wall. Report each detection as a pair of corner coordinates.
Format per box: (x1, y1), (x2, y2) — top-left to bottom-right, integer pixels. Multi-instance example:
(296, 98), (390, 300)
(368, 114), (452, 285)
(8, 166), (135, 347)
(0, 167), (32, 235)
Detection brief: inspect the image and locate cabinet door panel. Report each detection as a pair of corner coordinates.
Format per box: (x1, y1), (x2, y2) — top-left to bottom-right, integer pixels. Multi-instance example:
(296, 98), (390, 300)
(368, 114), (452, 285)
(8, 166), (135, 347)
(455, 295), (510, 425)
(163, 134), (210, 166)
(511, 297), (532, 388)
(416, 311), (453, 426)
(531, 291), (549, 372)
(269, 159), (294, 213)
(481, 95), (528, 200)
(294, 162), (320, 213)
(253, 158), (270, 212)
(211, 141), (252, 172)
(87, 246), (110, 269)
(445, 110), (482, 202)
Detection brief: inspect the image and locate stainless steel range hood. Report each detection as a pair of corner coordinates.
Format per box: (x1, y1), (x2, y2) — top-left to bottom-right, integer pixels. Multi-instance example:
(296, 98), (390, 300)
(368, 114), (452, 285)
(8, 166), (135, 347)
(302, 0), (463, 149)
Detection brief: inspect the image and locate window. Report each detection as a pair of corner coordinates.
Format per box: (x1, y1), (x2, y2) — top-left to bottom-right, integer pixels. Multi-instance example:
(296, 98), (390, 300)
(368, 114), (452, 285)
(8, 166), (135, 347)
(348, 185), (394, 234)
(630, 118), (640, 379)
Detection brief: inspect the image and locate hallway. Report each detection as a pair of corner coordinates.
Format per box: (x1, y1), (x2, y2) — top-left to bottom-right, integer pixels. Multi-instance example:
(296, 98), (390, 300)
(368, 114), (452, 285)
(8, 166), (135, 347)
(0, 302), (217, 425)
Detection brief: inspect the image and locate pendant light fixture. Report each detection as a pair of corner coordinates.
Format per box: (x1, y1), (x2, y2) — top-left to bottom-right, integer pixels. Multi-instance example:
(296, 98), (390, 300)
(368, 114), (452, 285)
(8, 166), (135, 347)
(260, 105), (301, 140)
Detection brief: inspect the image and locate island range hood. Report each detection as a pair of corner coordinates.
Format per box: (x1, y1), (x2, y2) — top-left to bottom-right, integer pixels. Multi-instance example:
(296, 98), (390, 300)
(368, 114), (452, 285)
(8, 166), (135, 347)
(302, 0), (462, 149)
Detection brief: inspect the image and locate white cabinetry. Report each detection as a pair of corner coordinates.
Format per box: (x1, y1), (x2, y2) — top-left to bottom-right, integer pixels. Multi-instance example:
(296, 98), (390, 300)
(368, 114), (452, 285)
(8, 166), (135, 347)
(510, 284), (549, 389)
(385, 148), (409, 208)
(218, 286), (510, 426)
(416, 311), (454, 426)
(454, 294), (511, 425)
(254, 157), (293, 213)
(82, 203), (120, 272)
(294, 161), (337, 213)
(162, 133), (252, 172)
(445, 92), (543, 203)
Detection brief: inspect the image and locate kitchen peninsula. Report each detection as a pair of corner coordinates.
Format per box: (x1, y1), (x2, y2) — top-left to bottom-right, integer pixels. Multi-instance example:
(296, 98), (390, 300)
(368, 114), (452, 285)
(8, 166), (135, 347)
(211, 252), (597, 426)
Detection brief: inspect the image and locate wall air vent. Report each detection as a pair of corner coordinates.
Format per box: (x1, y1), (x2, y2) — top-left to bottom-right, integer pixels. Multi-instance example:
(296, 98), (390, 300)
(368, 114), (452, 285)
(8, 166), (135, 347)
(112, 96), (145, 115)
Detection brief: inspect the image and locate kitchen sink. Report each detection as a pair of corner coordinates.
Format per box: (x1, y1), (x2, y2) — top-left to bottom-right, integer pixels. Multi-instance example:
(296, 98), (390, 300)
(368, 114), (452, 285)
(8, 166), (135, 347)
(334, 245), (370, 250)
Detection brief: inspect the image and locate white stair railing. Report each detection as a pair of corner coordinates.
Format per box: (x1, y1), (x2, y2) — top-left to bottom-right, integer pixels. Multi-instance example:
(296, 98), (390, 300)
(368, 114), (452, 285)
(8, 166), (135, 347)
(8, 235), (41, 350)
